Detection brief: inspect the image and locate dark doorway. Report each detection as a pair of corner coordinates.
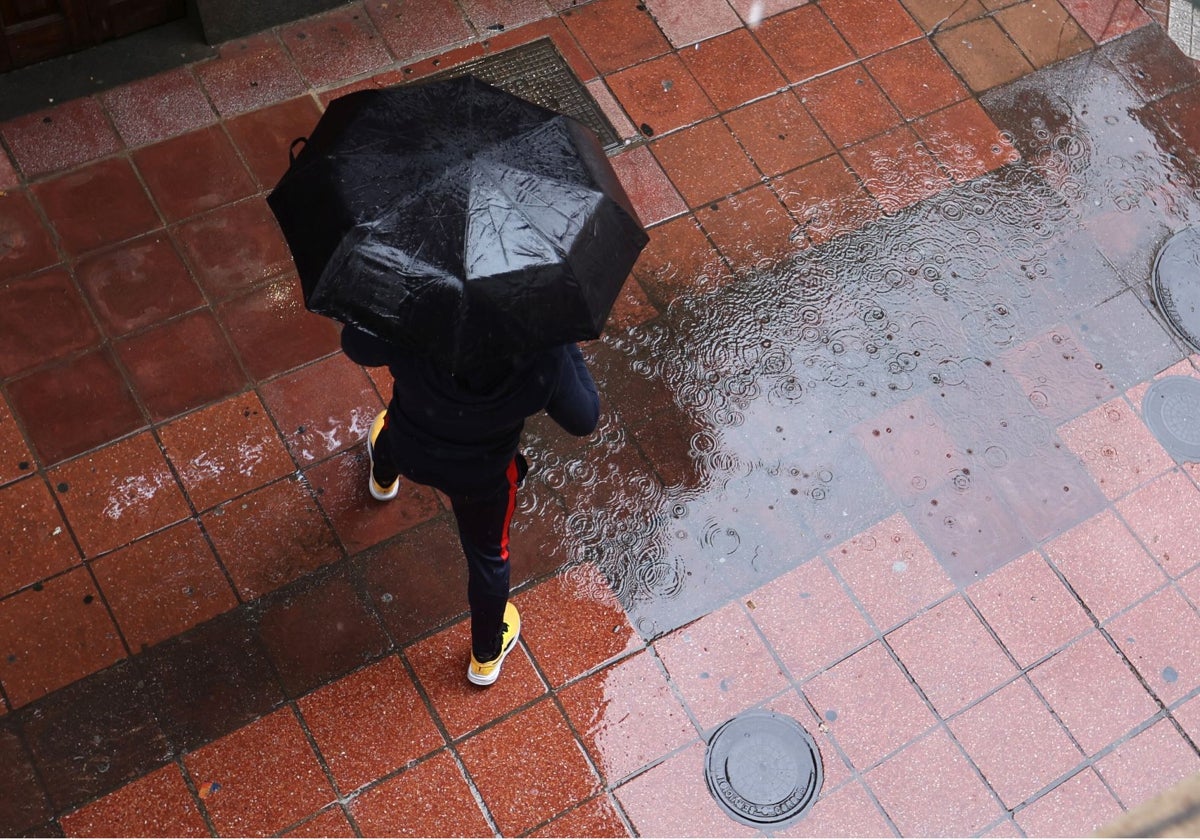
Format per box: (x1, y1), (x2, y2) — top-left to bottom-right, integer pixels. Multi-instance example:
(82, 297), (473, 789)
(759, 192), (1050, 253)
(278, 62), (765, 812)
(0, 0), (186, 72)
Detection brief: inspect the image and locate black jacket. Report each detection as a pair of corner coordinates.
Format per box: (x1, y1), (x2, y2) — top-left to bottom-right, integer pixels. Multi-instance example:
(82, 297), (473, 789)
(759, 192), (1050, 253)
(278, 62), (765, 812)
(341, 326), (600, 495)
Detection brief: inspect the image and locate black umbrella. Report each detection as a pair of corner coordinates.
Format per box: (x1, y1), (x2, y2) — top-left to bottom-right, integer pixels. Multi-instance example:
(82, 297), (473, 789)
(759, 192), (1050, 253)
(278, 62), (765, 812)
(266, 75), (649, 369)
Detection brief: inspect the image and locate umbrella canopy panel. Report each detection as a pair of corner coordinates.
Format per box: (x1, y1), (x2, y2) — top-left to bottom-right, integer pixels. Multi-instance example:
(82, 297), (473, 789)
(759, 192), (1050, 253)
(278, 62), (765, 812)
(268, 75), (648, 368)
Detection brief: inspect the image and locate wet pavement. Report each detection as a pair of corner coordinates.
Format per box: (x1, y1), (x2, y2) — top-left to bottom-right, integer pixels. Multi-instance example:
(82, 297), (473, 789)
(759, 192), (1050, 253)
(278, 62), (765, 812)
(3, 0), (1200, 836)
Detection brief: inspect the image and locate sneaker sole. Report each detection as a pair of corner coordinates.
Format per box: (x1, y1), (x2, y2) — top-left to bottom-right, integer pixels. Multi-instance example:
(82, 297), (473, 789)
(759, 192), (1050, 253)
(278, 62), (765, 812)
(367, 411), (399, 501)
(467, 628), (520, 686)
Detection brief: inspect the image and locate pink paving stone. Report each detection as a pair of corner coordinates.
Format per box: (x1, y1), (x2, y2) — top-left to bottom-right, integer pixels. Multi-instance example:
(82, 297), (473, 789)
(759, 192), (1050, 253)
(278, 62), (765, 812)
(195, 34), (308, 117)
(1015, 768), (1123, 837)
(614, 742), (756, 838)
(981, 819), (1023, 837)
(828, 512), (954, 630)
(643, 0), (742, 47)
(60, 763), (209, 838)
(948, 679), (1084, 809)
(608, 144), (687, 227)
(99, 68), (217, 148)
(1044, 509), (1168, 622)
(765, 689), (853, 792)
(727, 0), (808, 26)
(0, 98), (121, 179)
(777, 780), (894, 838)
(586, 80), (637, 142)
(885, 596), (1018, 717)
(1027, 631), (1160, 756)
(1060, 0), (1152, 43)
(1116, 470), (1200, 578)
(558, 650), (695, 783)
(801, 642), (938, 771)
(654, 601), (789, 730)
(747, 557), (874, 680)
(1057, 397), (1175, 500)
(296, 656), (444, 793)
(183, 708), (336, 837)
(1171, 692), (1200, 745)
(1107, 586), (1200, 704)
(865, 728), (1002, 836)
(967, 551), (1093, 668)
(1095, 718), (1200, 809)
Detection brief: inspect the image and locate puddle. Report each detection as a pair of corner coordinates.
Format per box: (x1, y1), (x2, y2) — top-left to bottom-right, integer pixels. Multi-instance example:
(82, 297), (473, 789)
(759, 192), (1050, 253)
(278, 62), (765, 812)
(553, 46), (1196, 638)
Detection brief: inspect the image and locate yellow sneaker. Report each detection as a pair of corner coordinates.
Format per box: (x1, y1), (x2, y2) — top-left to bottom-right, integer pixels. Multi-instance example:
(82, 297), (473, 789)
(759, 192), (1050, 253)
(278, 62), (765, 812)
(367, 410), (399, 501)
(467, 602), (520, 686)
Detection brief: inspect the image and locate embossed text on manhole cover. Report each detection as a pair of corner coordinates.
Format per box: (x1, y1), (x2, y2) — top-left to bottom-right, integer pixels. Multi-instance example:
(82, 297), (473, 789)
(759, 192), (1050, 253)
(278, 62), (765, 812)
(704, 710), (823, 829)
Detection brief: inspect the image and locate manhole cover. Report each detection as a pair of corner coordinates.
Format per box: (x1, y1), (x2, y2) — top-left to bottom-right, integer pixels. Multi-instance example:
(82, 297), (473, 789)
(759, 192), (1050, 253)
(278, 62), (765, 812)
(704, 710), (822, 829)
(1152, 226), (1200, 352)
(1143, 376), (1200, 462)
(420, 38), (620, 151)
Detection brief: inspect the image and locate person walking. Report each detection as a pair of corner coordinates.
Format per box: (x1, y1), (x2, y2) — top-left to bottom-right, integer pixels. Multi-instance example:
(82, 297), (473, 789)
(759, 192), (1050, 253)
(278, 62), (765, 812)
(341, 326), (600, 685)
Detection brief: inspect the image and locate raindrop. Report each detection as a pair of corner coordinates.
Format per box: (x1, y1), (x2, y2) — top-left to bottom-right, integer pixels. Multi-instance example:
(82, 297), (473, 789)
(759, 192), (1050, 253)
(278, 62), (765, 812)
(1163, 666), (1179, 683)
(661, 79), (673, 92)
(57, 482), (69, 493)
(892, 560), (908, 573)
(824, 709), (838, 721)
(83, 594), (94, 605)
(640, 123), (654, 137)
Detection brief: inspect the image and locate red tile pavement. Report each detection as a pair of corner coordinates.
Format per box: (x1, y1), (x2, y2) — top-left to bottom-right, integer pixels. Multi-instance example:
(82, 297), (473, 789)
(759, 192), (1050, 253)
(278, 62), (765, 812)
(749, 558), (874, 680)
(0, 0), (1194, 836)
(277, 7), (394, 89)
(182, 708), (335, 836)
(0, 269), (101, 378)
(131, 126), (257, 223)
(74, 234), (205, 337)
(0, 477), (79, 599)
(296, 656), (444, 793)
(0, 566), (125, 708)
(29, 158), (161, 257)
(90, 520), (237, 651)
(679, 28), (788, 112)
(644, 0), (742, 47)
(201, 476), (342, 599)
(59, 763), (209, 838)
(458, 699), (601, 836)
(348, 751), (491, 836)
(194, 34), (309, 118)
(48, 432), (190, 558)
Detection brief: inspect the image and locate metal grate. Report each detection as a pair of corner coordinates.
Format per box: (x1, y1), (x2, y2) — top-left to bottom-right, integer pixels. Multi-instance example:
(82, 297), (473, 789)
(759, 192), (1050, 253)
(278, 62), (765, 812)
(420, 38), (621, 151)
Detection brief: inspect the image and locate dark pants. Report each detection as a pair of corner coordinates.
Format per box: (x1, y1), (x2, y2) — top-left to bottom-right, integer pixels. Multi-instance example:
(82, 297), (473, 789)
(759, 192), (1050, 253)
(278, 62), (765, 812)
(371, 417), (527, 660)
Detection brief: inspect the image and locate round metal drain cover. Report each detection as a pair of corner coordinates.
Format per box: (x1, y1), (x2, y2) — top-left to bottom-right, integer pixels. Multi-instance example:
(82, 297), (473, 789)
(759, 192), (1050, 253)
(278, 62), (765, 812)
(1143, 376), (1200, 462)
(1152, 226), (1200, 352)
(704, 710), (822, 828)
